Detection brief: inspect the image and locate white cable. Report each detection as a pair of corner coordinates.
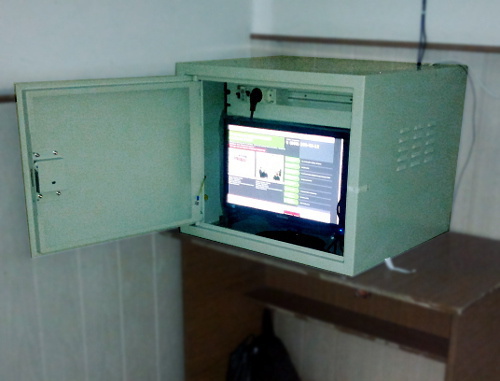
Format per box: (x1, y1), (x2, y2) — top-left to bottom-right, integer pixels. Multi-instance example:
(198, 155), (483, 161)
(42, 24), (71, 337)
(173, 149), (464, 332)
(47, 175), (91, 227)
(384, 258), (416, 274)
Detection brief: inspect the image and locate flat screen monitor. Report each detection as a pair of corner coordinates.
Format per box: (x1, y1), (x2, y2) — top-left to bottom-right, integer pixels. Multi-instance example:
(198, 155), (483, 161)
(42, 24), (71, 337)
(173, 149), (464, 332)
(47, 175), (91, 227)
(223, 118), (349, 252)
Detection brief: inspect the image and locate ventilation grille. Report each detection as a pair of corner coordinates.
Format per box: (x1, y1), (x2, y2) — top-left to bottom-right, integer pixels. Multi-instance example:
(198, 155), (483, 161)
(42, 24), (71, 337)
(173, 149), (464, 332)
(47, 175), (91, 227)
(396, 122), (437, 172)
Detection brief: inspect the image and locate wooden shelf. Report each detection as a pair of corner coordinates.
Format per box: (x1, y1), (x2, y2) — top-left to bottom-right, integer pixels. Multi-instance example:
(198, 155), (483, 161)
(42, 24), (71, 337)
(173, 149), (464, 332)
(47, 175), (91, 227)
(0, 94), (15, 104)
(250, 33), (500, 53)
(246, 287), (449, 361)
(180, 232), (500, 381)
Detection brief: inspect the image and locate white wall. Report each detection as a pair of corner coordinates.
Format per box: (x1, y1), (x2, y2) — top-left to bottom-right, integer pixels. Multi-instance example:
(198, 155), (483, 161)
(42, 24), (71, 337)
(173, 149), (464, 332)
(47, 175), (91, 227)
(252, 0), (500, 46)
(0, 1), (251, 380)
(0, 0), (250, 94)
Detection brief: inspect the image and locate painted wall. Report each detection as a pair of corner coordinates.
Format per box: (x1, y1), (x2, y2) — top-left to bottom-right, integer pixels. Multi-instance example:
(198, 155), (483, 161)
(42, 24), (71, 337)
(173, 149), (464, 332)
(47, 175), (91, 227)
(0, 1), (251, 380)
(1, 0), (250, 94)
(252, 0), (500, 46)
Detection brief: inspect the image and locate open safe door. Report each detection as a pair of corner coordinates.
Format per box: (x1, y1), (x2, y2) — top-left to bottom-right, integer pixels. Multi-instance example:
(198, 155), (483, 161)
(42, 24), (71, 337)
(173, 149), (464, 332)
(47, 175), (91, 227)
(16, 76), (203, 256)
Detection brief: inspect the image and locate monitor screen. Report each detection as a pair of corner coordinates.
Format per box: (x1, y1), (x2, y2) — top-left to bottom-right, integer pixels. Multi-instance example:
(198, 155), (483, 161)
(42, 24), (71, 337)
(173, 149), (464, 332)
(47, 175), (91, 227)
(225, 119), (349, 229)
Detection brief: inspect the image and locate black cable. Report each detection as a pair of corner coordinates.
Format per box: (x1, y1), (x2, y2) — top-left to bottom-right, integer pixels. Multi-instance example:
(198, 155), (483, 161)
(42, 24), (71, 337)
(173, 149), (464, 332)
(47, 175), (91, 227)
(417, 0), (428, 69)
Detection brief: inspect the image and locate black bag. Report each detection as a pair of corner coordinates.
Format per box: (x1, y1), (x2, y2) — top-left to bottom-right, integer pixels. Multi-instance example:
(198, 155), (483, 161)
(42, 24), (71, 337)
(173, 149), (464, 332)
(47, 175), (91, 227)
(226, 309), (301, 381)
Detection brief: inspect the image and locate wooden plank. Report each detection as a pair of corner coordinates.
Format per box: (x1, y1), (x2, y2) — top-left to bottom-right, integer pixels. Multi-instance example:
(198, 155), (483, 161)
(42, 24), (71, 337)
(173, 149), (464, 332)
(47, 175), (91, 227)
(181, 235), (266, 381)
(266, 266), (453, 339)
(265, 233), (500, 314)
(181, 232), (500, 381)
(0, 94), (15, 103)
(445, 289), (500, 381)
(247, 287), (449, 361)
(250, 34), (500, 53)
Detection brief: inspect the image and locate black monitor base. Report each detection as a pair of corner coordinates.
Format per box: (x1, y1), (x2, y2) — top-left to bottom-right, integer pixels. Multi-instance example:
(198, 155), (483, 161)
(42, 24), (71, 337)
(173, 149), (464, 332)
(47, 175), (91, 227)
(257, 230), (326, 251)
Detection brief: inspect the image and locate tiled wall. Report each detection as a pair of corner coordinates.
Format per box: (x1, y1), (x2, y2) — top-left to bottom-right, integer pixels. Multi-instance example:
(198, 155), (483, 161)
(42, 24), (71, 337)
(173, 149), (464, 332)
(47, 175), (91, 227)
(251, 39), (500, 381)
(0, 101), (184, 381)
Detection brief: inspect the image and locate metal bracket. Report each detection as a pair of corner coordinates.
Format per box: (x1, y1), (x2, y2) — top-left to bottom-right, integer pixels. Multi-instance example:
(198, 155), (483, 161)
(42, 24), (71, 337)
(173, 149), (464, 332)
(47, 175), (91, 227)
(32, 151), (66, 200)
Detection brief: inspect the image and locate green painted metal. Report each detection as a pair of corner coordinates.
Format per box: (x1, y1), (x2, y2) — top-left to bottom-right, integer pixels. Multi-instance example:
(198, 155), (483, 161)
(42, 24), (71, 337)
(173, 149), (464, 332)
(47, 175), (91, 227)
(16, 76), (203, 256)
(348, 67), (467, 274)
(178, 57), (467, 276)
(225, 83), (353, 128)
(16, 57), (467, 276)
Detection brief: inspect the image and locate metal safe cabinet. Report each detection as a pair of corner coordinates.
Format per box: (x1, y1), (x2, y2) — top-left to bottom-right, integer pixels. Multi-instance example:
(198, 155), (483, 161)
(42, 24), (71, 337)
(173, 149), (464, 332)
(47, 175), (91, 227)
(15, 57), (467, 275)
